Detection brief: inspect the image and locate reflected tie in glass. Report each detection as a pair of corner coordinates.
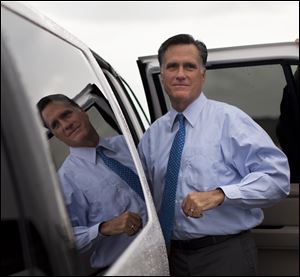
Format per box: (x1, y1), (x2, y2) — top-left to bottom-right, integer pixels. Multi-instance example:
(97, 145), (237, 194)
(97, 147), (144, 201)
(159, 113), (186, 244)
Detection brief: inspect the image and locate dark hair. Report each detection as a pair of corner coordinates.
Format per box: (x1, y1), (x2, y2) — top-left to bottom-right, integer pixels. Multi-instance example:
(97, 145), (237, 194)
(158, 34), (207, 69)
(37, 94), (80, 128)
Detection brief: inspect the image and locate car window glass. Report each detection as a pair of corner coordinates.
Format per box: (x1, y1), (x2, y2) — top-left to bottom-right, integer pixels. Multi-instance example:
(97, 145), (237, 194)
(2, 8), (147, 275)
(204, 64), (286, 146)
(2, 10), (101, 105)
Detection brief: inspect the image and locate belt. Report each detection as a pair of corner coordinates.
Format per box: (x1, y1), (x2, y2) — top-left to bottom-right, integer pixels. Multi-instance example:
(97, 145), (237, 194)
(171, 230), (248, 250)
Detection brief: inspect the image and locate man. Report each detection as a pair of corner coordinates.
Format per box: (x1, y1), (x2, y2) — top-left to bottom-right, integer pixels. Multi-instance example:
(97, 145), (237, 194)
(138, 34), (290, 276)
(37, 94), (146, 269)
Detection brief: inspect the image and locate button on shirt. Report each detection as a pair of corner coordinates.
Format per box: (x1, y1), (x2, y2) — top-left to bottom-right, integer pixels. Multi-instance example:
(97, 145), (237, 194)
(58, 135), (147, 268)
(138, 93), (290, 240)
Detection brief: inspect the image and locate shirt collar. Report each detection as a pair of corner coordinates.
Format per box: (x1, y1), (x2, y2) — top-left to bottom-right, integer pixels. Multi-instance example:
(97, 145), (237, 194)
(168, 92), (207, 130)
(69, 137), (117, 165)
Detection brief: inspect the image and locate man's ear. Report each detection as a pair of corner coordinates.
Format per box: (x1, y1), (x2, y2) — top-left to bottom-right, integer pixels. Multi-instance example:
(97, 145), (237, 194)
(202, 70), (206, 80)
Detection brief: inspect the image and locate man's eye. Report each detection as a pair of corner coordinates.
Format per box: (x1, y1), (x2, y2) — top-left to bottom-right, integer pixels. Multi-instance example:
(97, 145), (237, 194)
(186, 63), (196, 69)
(63, 111), (72, 118)
(51, 122), (58, 129)
(166, 63), (177, 69)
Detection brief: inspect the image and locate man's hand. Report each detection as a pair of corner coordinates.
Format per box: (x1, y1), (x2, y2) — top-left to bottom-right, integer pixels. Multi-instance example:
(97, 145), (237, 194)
(99, 211), (143, 236)
(182, 188), (225, 218)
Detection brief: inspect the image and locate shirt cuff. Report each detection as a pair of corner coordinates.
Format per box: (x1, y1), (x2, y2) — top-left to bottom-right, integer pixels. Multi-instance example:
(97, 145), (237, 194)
(89, 223), (104, 241)
(219, 184), (242, 202)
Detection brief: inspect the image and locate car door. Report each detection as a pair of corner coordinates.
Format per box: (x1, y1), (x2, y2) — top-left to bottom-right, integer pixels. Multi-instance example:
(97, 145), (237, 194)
(1, 1), (169, 276)
(137, 42), (299, 276)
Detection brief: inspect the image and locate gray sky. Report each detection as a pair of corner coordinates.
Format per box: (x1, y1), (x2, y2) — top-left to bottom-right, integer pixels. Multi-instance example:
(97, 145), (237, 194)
(22, 1), (299, 113)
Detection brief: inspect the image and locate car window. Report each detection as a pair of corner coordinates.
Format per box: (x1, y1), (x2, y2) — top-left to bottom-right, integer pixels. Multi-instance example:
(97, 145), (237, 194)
(2, 8), (101, 105)
(2, 7), (147, 275)
(204, 64), (286, 145)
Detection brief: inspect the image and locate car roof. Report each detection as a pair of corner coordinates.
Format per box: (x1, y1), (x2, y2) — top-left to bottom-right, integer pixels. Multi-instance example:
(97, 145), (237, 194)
(138, 41), (299, 67)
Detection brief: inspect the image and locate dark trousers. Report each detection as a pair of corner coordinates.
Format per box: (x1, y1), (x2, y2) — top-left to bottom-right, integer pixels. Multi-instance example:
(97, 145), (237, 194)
(169, 231), (257, 276)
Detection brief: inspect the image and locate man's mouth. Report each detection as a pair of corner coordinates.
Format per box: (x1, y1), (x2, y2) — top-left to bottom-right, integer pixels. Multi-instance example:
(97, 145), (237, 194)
(173, 84), (188, 87)
(68, 125), (80, 137)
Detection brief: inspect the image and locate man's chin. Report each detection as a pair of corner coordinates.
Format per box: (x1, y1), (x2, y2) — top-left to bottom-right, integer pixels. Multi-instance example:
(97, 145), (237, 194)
(66, 133), (84, 147)
(170, 93), (190, 102)
(169, 88), (191, 96)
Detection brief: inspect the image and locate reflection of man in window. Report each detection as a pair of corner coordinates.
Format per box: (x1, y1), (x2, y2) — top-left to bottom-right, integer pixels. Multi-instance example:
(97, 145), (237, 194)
(37, 94), (146, 269)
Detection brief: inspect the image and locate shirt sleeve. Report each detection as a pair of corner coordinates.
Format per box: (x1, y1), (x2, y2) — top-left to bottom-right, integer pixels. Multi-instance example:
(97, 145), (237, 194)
(72, 224), (103, 253)
(220, 108), (290, 208)
(58, 169), (106, 253)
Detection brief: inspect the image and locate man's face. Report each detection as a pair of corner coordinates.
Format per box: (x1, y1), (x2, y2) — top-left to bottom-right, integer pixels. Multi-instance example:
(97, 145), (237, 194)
(42, 101), (92, 147)
(160, 44), (205, 111)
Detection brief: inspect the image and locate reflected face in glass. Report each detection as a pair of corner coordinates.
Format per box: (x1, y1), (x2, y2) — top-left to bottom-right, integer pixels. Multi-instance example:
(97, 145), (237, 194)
(160, 44), (205, 111)
(42, 101), (97, 147)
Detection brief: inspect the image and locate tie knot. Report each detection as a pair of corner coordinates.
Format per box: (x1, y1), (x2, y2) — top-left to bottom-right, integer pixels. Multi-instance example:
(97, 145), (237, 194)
(96, 146), (104, 155)
(176, 113), (185, 125)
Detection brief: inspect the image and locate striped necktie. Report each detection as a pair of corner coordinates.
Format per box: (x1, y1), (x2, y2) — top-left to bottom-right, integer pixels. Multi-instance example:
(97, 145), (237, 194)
(97, 147), (144, 201)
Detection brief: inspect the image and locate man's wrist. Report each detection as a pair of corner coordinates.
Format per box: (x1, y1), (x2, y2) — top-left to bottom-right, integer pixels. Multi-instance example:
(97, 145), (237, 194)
(99, 221), (110, 236)
(215, 188), (225, 206)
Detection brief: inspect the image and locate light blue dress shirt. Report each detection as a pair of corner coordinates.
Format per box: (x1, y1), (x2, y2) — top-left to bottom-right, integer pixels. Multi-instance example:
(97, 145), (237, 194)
(58, 135), (147, 268)
(138, 93), (290, 240)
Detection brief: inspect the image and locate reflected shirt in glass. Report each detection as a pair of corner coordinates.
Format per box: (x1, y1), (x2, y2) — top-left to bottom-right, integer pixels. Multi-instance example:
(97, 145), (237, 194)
(59, 135), (147, 268)
(138, 93), (290, 240)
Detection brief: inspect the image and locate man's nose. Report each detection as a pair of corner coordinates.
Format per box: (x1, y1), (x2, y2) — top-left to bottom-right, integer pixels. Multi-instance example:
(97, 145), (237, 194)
(61, 119), (72, 130)
(175, 66), (186, 79)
